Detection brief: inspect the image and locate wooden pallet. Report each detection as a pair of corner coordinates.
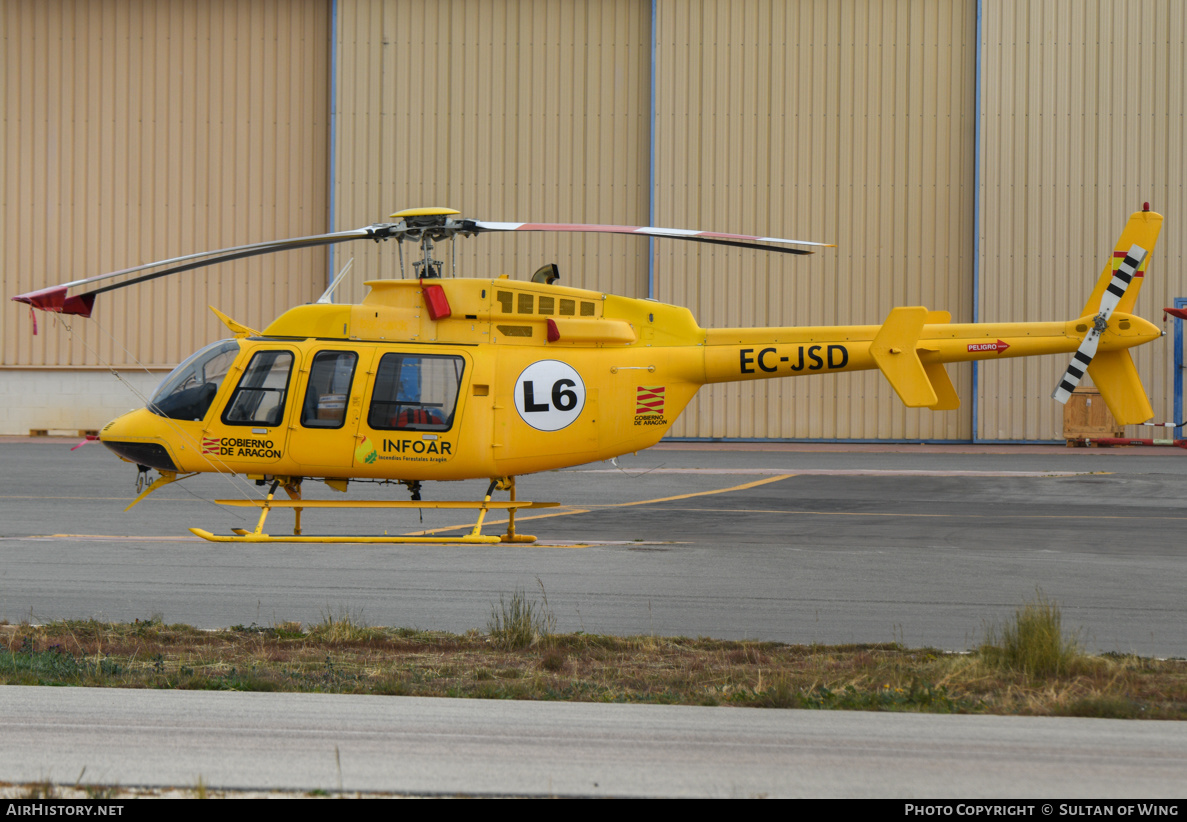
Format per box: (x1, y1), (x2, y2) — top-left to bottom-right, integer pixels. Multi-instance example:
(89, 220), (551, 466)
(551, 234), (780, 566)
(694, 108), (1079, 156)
(1063, 387), (1122, 445)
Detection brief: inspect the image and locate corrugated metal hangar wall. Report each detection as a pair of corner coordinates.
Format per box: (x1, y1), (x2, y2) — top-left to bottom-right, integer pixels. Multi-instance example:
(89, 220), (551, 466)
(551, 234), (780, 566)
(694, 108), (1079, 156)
(3, 0), (1184, 442)
(977, 0), (1186, 441)
(1, 0), (331, 368)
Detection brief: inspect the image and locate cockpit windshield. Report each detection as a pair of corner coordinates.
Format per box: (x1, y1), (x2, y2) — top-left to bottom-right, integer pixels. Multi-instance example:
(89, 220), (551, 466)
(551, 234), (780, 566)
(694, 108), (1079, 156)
(149, 339), (240, 421)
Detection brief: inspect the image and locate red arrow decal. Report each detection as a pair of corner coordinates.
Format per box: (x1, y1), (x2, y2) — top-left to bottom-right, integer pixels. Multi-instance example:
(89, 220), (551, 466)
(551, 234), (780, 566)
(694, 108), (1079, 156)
(967, 340), (1010, 354)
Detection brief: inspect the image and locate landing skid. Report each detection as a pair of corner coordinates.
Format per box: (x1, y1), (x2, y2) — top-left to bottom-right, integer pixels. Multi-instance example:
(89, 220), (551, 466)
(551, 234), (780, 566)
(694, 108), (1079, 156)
(188, 530), (536, 545)
(190, 477), (555, 544)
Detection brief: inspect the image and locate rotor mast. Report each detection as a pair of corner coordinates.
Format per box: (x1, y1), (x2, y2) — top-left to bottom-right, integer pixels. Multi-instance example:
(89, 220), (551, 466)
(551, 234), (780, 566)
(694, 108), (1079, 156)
(389, 207), (467, 279)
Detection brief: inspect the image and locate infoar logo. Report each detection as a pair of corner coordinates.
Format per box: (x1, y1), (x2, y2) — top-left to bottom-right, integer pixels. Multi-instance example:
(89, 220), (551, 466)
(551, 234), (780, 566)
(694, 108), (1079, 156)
(355, 436), (378, 465)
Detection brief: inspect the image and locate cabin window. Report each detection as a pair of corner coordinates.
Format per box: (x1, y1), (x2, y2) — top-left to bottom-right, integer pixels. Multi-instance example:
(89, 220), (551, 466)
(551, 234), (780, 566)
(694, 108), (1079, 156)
(300, 351), (357, 429)
(222, 350), (294, 427)
(149, 339), (239, 422)
(367, 353), (464, 432)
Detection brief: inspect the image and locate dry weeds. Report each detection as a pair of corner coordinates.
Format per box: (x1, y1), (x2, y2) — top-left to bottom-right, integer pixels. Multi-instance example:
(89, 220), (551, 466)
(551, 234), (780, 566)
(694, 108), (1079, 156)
(2, 619), (1184, 717)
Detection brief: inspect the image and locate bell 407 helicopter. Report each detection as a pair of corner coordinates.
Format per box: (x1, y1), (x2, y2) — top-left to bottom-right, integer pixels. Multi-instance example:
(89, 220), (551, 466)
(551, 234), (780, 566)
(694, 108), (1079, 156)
(13, 206), (1165, 544)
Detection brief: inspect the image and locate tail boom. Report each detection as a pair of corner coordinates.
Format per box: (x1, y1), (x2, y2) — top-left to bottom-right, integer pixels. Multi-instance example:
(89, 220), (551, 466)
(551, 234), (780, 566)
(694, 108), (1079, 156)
(702, 313), (1158, 411)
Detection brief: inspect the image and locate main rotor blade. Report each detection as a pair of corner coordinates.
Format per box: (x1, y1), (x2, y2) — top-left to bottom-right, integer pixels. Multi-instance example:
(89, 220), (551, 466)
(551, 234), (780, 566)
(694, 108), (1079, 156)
(1051, 244), (1146, 405)
(13, 211), (833, 320)
(467, 221), (833, 255)
(12, 226), (385, 317)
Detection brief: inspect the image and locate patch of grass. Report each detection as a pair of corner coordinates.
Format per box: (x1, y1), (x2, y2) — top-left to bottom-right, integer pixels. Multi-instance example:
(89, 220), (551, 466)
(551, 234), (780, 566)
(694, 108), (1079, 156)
(306, 609), (387, 644)
(3, 592), (1186, 719)
(487, 579), (556, 650)
(81, 784), (119, 800)
(0, 634), (122, 685)
(21, 781), (55, 800)
(540, 648), (566, 672)
(230, 623), (268, 634)
(271, 621), (305, 639)
(1055, 695), (1144, 719)
(979, 588), (1084, 679)
(371, 678), (410, 696)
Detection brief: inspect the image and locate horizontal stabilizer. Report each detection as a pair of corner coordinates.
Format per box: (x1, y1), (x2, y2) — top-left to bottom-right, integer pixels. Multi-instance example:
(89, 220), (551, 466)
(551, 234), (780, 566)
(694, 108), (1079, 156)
(923, 363), (960, 410)
(871, 307), (937, 407)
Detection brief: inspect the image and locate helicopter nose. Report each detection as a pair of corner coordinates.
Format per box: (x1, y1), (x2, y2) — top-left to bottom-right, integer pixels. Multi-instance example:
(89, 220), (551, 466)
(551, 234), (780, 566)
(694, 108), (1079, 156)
(99, 409), (179, 472)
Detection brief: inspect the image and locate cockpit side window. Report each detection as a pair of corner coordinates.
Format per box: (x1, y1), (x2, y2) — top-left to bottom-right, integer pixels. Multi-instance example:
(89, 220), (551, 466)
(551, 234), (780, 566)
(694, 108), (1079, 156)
(222, 350), (294, 427)
(300, 351), (358, 429)
(149, 339), (240, 422)
(367, 353), (464, 431)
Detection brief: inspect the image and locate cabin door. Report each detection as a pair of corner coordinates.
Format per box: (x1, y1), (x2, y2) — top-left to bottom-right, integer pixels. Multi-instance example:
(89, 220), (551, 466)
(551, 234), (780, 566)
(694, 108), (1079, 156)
(286, 348), (369, 474)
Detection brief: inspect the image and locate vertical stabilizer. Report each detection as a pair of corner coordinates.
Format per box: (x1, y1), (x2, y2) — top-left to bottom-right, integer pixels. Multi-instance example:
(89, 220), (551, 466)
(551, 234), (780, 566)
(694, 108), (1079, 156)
(1087, 350), (1154, 425)
(1080, 208), (1163, 317)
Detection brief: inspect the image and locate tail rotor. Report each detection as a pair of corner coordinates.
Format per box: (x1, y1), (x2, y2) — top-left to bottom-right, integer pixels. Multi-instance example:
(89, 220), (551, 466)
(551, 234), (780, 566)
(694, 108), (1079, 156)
(1051, 244), (1146, 404)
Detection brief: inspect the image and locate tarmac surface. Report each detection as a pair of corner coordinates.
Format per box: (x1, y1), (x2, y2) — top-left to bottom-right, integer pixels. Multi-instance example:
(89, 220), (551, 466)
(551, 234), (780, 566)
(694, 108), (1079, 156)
(3, 436), (1187, 798)
(2, 685), (1186, 798)
(1, 436), (1185, 655)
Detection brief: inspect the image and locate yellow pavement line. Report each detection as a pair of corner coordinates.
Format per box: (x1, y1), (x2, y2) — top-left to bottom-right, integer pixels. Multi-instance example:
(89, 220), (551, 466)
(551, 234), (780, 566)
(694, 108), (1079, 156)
(404, 508), (592, 537)
(0, 496), (139, 501)
(13, 534), (199, 541)
(652, 506), (1187, 521)
(409, 474), (794, 536)
(589, 474), (795, 507)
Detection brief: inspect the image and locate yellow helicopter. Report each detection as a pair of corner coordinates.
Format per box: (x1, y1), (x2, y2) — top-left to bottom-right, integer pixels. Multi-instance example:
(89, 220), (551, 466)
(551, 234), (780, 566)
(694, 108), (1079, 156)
(13, 206), (1164, 544)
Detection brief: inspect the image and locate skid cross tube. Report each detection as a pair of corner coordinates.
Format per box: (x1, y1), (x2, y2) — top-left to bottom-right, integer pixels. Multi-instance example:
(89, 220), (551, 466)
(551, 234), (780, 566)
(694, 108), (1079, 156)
(191, 477), (556, 544)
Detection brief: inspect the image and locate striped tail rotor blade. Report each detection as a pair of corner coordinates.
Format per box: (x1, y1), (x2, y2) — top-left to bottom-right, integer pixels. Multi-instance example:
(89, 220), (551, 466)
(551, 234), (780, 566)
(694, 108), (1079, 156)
(1051, 332), (1101, 405)
(1052, 244), (1146, 406)
(1098, 245), (1146, 318)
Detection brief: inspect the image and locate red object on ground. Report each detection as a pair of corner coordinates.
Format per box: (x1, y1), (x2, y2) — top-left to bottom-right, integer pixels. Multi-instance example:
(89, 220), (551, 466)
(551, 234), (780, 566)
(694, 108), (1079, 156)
(1079, 437), (1187, 449)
